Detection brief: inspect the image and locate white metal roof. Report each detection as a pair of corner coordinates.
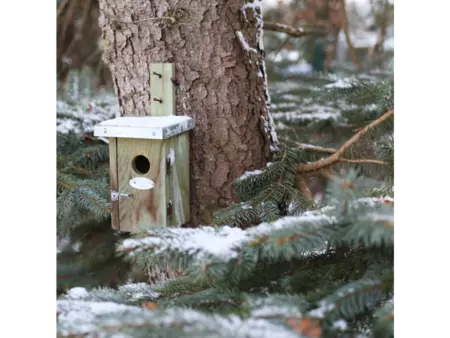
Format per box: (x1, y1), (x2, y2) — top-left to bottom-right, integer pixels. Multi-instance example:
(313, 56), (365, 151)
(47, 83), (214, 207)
(94, 116), (195, 140)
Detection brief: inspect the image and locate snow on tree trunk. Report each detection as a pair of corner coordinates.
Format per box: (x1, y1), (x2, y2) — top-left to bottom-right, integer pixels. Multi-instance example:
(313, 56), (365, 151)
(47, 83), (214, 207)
(98, 0), (278, 225)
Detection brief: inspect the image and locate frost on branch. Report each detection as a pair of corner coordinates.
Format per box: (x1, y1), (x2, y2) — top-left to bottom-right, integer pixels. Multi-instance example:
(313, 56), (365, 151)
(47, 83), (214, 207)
(119, 212), (338, 263)
(57, 300), (300, 338)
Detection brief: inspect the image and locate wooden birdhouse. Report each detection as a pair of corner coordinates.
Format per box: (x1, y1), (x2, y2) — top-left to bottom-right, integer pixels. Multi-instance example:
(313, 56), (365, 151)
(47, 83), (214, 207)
(93, 63), (194, 233)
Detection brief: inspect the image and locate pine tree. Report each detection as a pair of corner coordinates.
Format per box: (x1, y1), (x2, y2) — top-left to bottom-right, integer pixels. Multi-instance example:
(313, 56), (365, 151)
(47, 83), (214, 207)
(57, 68), (394, 337)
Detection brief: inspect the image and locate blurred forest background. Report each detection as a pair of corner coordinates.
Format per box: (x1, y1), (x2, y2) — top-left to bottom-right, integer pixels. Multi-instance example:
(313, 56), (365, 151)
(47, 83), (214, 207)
(57, 0), (393, 94)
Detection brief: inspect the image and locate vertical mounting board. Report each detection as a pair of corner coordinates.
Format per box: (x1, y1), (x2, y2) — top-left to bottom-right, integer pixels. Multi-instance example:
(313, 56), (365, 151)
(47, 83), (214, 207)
(150, 63), (175, 116)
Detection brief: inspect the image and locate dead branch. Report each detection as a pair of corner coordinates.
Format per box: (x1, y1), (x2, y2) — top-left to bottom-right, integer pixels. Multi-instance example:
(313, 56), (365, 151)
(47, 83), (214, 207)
(296, 109), (393, 173)
(295, 175), (313, 200)
(264, 21), (328, 38)
(295, 143), (387, 165)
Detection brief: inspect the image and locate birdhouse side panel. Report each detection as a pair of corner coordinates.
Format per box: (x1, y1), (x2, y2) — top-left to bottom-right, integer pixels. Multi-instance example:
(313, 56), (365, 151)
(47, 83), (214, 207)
(165, 133), (190, 226)
(117, 138), (167, 232)
(108, 137), (120, 230)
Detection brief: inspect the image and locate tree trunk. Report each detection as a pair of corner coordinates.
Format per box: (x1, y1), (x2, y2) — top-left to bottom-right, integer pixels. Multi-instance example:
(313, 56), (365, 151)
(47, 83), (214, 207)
(98, 0), (278, 225)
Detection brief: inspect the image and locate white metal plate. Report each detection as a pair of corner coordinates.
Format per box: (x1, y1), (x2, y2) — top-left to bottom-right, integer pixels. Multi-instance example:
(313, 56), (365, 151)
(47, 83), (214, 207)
(129, 177), (155, 190)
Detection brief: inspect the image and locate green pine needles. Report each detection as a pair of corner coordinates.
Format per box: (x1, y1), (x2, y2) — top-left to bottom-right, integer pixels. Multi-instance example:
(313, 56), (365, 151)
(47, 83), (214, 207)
(57, 70), (394, 337)
(214, 146), (315, 228)
(56, 72), (137, 293)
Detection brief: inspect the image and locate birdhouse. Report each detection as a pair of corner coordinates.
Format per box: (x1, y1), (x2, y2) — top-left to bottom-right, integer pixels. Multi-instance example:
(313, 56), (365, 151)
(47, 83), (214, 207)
(93, 63), (194, 233)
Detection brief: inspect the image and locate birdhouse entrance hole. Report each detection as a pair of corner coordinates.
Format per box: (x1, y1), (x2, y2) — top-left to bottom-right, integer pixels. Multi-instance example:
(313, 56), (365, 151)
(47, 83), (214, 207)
(132, 155), (150, 174)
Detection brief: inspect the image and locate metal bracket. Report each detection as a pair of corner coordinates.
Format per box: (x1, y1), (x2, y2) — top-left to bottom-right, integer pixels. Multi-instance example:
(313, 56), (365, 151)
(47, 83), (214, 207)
(111, 191), (133, 201)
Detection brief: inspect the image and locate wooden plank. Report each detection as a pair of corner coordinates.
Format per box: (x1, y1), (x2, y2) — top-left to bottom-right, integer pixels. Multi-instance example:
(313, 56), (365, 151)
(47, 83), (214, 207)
(165, 133), (190, 226)
(108, 138), (120, 230)
(117, 138), (167, 232)
(150, 63), (175, 116)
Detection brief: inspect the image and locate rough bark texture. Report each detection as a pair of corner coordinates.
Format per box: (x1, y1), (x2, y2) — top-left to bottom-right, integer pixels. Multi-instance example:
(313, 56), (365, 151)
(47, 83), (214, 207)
(98, 0), (278, 225)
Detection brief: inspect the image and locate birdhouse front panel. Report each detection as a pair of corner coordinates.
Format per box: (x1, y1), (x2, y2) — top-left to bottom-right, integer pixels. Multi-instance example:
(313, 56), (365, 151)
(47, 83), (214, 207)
(116, 137), (167, 232)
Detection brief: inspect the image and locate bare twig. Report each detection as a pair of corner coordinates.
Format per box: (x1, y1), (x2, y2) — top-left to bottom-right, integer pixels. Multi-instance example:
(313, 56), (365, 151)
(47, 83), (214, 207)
(296, 109), (393, 173)
(264, 21), (328, 38)
(295, 143), (336, 153)
(339, 158), (387, 165)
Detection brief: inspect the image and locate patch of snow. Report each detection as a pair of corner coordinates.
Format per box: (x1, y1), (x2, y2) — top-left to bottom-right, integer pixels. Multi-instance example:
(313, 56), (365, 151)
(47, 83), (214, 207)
(58, 301), (299, 338)
(121, 212), (337, 262)
(243, 1), (263, 11)
(271, 102), (298, 110)
(57, 300), (145, 335)
(272, 111), (341, 122)
(364, 103), (379, 112)
(118, 283), (160, 299)
(57, 119), (79, 134)
(309, 300), (336, 318)
(361, 213), (394, 223)
(332, 319), (348, 331)
(273, 51), (300, 63)
(241, 203), (253, 210)
(325, 78), (354, 89)
(284, 61), (313, 75)
(267, 113), (279, 146)
(167, 148), (175, 166)
(239, 169), (264, 181)
(67, 287), (90, 299)
(57, 93), (119, 134)
(251, 305), (302, 318)
(354, 196), (394, 207)
(235, 31), (257, 53)
(121, 226), (248, 261)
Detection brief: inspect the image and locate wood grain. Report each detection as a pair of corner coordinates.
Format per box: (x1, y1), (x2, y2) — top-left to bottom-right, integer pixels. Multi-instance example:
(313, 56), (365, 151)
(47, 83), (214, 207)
(117, 138), (166, 232)
(150, 63), (175, 116)
(165, 133), (190, 226)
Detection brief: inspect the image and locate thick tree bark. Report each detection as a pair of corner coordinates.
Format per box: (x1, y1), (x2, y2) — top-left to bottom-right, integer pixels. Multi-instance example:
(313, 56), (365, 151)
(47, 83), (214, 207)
(98, 0), (278, 225)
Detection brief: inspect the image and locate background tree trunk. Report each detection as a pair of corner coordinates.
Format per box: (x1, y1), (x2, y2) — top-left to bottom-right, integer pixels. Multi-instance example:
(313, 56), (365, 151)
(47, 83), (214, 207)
(98, 0), (278, 225)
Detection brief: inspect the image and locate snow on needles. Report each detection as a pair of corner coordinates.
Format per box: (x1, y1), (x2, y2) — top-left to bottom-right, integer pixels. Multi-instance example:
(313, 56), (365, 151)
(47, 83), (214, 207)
(57, 301), (299, 338)
(120, 213), (337, 261)
(67, 287), (90, 299)
(325, 78), (354, 89)
(121, 226), (248, 261)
